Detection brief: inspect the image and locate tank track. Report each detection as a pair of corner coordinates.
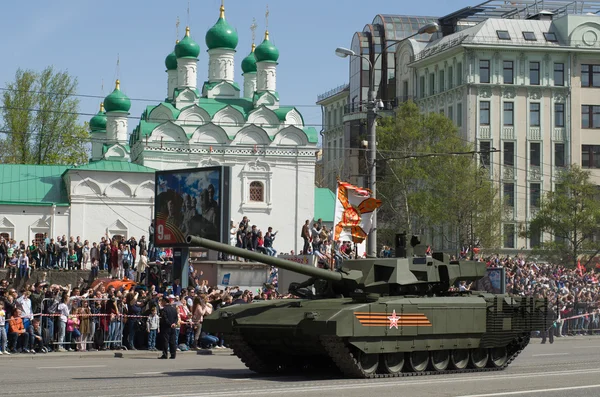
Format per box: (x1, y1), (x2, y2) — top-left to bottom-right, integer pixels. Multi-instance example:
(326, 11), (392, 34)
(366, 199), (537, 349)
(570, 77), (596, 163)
(320, 334), (529, 379)
(227, 333), (278, 374)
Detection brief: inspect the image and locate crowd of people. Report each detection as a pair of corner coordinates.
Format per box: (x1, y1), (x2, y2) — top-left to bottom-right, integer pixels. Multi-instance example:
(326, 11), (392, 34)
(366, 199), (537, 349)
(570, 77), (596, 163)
(0, 275), (295, 356)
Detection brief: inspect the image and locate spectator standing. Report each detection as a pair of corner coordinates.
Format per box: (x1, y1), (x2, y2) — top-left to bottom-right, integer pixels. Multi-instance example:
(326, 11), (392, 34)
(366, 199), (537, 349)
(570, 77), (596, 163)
(264, 228), (277, 257)
(0, 301), (8, 354)
(147, 306), (159, 351)
(82, 241), (90, 270)
(301, 220), (310, 255)
(18, 252), (29, 280)
(159, 296), (178, 359)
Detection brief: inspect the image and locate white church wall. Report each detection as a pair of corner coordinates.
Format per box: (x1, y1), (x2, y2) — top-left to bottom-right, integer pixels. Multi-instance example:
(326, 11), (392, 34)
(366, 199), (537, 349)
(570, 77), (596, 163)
(0, 206), (70, 243)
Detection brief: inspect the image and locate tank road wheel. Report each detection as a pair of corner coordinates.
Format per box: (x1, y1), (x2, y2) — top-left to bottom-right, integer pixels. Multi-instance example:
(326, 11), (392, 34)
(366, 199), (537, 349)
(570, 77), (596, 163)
(450, 350), (469, 370)
(357, 351), (379, 375)
(382, 353), (405, 374)
(408, 351), (429, 372)
(489, 347), (508, 368)
(430, 350), (450, 371)
(469, 348), (489, 369)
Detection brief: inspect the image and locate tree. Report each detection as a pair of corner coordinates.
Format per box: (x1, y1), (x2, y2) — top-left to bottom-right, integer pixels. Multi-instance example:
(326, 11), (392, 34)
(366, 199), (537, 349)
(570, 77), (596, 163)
(1, 66), (89, 165)
(526, 166), (600, 268)
(376, 101), (503, 253)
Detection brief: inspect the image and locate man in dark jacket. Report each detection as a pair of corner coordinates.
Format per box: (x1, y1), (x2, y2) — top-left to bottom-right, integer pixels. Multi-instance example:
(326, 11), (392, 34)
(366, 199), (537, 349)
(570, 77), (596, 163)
(158, 295), (178, 359)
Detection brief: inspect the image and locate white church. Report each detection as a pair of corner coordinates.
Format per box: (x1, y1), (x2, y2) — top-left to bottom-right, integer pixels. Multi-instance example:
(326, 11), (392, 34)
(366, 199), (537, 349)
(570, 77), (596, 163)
(0, 4), (326, 254)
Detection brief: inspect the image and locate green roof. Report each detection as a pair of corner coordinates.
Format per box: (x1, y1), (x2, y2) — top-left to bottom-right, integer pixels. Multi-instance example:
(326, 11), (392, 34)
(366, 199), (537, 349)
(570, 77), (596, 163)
(314, 188), (335, 223)
(70, 160), (155, 173)
(0, 164), (70, 206)
(304, 127), (319, 144)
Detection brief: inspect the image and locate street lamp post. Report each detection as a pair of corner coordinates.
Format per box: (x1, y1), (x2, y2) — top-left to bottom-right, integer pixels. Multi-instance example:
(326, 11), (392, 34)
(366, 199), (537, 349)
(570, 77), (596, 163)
(335, 22), (439, 258)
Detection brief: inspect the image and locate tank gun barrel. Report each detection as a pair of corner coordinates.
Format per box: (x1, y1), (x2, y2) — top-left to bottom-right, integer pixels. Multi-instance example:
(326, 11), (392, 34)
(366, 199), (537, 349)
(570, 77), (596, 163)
(186, 236), (343, 282)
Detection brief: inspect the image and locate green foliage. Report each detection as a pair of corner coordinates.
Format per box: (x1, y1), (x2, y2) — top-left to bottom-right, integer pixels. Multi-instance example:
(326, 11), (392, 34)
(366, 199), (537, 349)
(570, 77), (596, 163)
(527, 165), (600, 267)
(377, 101), (503, 253)
(0, 66), (89, 165)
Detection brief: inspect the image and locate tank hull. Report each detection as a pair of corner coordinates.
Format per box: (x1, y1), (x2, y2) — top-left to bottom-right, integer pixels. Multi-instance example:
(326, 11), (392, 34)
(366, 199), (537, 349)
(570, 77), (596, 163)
(203, 294), (546, 378)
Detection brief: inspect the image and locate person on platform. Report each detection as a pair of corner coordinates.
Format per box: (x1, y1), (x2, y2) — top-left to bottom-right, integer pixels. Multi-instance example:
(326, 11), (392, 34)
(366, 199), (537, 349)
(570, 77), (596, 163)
(158, 295), (179, 359)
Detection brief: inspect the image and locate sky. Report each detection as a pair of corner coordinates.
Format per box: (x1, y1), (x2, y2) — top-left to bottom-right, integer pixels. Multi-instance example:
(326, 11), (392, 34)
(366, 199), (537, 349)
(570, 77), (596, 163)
(0, 0), (476, 136)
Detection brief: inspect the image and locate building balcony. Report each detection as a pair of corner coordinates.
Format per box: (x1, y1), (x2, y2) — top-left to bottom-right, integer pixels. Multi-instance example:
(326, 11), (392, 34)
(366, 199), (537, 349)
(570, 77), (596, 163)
(478, 125), (491, 139)
(528, 127), (542, 140)
(502, 165), (515, 181)
(501, 126), (514, 140)
(553, 127), (565, 142)
(528, 165), (542, 181)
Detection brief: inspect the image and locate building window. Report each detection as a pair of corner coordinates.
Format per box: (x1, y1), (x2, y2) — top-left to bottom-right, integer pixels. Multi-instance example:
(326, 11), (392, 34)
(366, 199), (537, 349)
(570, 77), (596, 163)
(530, 62), (540, 85)
(419, 75), (425, 98)
(530, 226), (541, 248)
(480, 60), (490, 83)
(581, 64), (600, 87)
(504, 183), (515, 207)
(554, 63), (564, 86)
(456, 103), (463, 127)
(448, 66), (454, 88)
(555, 103), (565, 127)
(339, 138), (343, 159)
(480, 101), (490, 125)
(530, 142), (541, 167)
(112, 235), (124, 243)
(249, 181), (264, 202)
(504, 141), (515, 166)
(530, 183), (541, 208)
(448, 105), (453, 122)
(504, 224), (515, 248)
(555, 143), (565, 167)
(544, 32), (558, 42)
(34, 233), (44, 246)
(480, 141), (491, 168)
(497, 30), (511, 40)
(457, 62), (463, 85)
(523, 31), (537, 41)
(439, 70), (445, 92)
(503, 61), (514, 84)
(582, 105), (600, 128)
(503, 102), (514, 126)
(582, 145), (600, 169)
(0, 232), (9, 241)
(530, 103), (541, 126)
(429, 73), (435, 95)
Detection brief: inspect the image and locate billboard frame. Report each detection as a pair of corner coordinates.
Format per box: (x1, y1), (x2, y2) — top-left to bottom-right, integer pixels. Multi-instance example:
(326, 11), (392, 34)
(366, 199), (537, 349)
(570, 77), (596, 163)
(154, 165), (231, 248)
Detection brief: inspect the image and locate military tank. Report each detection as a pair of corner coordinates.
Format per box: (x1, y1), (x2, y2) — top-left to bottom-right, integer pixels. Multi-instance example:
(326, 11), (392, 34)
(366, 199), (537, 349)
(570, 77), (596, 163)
(187, 234), (547, 378)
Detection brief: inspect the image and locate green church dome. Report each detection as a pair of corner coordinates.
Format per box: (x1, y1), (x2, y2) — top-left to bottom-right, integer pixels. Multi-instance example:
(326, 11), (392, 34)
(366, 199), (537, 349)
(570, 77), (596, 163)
(205, 5), (239, 50)
(254, 31), (279, 63)
(165, 46), (178, 70)
(104, 80), (131, 113)
(175, 27), (200, 59)
(241, 44), (257, 74)
(90, 103), (107, 132)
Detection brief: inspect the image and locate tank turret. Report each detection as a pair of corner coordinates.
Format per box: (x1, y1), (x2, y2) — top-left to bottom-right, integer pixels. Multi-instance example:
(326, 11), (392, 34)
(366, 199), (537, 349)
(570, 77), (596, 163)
(186, 235), (486, 298)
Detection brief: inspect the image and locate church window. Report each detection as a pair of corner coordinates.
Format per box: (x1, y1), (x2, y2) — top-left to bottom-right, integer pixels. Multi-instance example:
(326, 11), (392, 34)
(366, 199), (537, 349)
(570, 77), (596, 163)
(249, 182), (264, 202)
(0, 232), (9, 240)
(112, 235), (124, 243)
(34, 233), (44, 246)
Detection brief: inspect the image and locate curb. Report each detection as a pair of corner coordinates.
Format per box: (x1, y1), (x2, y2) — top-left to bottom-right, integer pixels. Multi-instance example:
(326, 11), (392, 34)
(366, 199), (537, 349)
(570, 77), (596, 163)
(0, 348), (234, 359)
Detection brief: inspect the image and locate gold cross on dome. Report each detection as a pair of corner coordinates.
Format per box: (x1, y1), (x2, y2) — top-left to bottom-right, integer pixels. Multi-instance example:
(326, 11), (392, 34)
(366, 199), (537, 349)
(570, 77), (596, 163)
(265, 5), (269, 29)
(250, 18), (257, 43)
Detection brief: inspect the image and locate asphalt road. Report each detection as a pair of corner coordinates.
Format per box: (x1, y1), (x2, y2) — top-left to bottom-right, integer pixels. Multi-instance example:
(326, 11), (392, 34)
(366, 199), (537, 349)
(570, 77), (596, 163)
(3, 337), (600, 397)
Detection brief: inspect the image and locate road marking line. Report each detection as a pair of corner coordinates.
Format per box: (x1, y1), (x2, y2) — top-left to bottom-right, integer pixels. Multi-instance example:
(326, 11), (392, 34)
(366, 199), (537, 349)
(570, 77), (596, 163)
(573, 345), (600, 348)
(144, 368), (600, 397)
(531, 353), (569, 357)
(134, 372), (163, 375)
(37, 365), (107, 370)
(455, 384), (600, 397)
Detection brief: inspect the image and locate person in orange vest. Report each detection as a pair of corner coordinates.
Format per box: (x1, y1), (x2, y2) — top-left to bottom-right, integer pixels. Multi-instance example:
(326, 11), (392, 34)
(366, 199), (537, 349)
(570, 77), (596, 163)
(8, 308), (29, 353)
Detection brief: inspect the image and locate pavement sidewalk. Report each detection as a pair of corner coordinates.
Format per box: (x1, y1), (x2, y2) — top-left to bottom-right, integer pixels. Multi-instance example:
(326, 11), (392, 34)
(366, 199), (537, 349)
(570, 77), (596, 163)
(0, 348), (233, 359)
